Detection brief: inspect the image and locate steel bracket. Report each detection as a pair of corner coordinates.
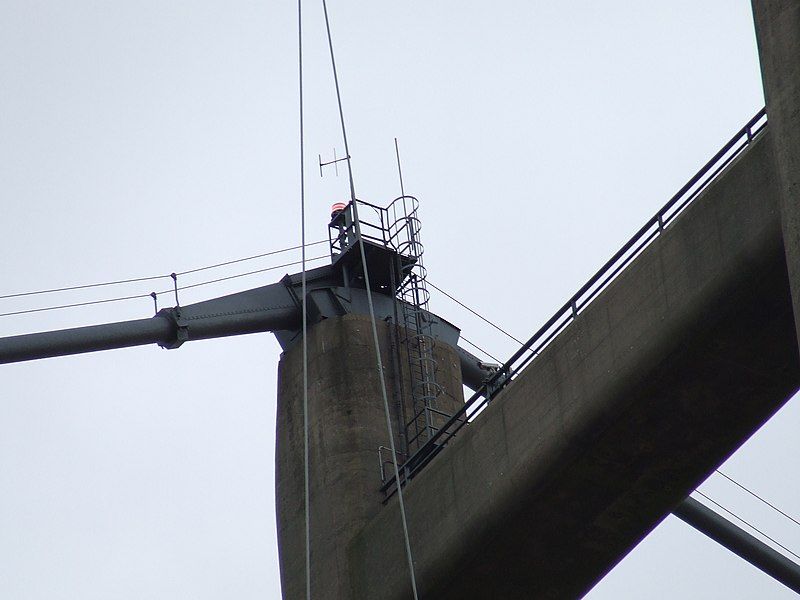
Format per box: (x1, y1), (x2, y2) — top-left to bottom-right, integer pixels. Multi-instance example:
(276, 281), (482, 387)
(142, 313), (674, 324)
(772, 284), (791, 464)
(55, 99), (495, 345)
(157, 307), (189, 350)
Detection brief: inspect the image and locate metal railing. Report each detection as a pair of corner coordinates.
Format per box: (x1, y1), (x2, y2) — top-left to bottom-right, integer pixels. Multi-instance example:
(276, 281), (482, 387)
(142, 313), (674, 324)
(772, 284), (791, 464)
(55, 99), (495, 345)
(328, 196), (424, 261)
(381, 107), (769, 497)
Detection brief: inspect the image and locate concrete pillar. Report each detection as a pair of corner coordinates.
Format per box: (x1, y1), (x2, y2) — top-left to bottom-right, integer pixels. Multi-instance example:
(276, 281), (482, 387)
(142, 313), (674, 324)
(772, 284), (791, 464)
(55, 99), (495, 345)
(752, 0), (800, 344)
(275, 314), (463, 599)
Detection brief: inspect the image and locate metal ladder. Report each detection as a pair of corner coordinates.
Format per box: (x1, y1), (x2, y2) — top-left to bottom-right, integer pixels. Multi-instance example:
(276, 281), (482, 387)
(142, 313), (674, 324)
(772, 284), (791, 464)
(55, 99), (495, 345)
(386, 196), (447, 454)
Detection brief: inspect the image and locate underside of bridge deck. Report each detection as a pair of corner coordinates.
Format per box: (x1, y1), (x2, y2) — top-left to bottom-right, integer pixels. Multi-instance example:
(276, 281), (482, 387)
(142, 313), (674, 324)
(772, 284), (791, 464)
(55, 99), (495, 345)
(348, 131), (800, 599)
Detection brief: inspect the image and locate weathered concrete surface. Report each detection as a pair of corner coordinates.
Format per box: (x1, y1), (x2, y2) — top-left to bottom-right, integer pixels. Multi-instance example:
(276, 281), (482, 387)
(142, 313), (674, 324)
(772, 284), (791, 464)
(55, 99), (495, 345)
(275, 314), (463, 600)
(349, 132), (800, 599)
(753, 0), (800, 346)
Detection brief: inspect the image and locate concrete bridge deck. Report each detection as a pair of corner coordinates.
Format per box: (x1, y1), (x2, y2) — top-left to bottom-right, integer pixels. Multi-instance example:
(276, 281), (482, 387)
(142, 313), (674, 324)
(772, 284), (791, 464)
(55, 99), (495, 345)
(348, 129), (800, 599)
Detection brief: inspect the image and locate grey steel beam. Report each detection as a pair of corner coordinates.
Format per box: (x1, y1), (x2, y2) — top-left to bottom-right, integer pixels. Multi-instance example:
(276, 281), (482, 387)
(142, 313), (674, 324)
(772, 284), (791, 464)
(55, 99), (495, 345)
(0, 276), (486, 396)
(0, 303), (300, 365)
(455, 344), (498, 391)
(0, 317), (174, 364)
(0, 280), (300, 364)
(674, 497), (800, 594)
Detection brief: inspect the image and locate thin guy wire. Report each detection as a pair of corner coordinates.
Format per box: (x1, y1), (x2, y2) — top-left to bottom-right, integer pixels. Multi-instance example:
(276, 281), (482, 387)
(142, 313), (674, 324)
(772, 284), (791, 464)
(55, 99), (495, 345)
(418, 278), (508, 362)
(716, 470), (800, 529)
(177, 240), (327, 276)
(0, 292), (152, 317)
(426, 280), (525, 345)
(297, 0), (312, 598)
(694, 491), (800, 562)
(321, 2), (419, 597)
(0, 256), (328, 319)
(459, 335), (502, 363)
(155, 256), (327, 294)
(0, 240), (326, 301)
(0, 275), (170, 300)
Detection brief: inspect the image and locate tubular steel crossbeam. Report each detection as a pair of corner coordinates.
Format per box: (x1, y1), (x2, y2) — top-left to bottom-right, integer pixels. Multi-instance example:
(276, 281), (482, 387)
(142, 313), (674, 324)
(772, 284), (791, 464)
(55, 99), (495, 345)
(675, 497), (800, 594)
(0, 266), (497, 396)
(381, 107), (769, 496)
(0, 281), (299, 364)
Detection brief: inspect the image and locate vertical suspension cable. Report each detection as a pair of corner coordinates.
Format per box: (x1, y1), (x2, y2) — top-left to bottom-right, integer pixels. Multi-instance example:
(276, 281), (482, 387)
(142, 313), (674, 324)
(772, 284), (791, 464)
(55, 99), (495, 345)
(320, 2), (420, 598)
(297, 1), (311, 598)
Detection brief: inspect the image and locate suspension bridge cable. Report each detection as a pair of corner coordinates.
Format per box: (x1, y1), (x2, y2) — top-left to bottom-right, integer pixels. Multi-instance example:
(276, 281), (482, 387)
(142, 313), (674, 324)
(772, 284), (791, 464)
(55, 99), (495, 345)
(716, 470), (800, 530)
(0, 256), (328, 319)
(693, 491), (800, 563)
(427, 280), (525, 345)
(297, 0), (312, 597)
(320, 2), (419, 597)
(0, 240), (327, 301)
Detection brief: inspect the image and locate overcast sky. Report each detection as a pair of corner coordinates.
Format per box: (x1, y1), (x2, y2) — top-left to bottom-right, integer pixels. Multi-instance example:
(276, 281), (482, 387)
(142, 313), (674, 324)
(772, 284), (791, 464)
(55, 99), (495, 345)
(1, 1), (799, 598)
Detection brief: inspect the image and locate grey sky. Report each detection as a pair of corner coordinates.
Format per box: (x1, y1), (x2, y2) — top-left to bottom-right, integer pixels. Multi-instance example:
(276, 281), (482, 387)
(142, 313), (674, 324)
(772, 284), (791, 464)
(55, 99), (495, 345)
(1, 1), (798, 598)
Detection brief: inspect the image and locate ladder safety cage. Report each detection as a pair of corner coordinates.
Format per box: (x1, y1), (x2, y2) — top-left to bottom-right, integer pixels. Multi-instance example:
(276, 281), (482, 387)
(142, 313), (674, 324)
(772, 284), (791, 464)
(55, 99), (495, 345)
(328, 197), (453, 457)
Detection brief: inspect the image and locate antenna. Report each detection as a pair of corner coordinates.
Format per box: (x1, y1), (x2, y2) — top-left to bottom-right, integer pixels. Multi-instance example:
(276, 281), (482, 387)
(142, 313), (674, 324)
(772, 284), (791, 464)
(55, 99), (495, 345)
(394, 138), (406, 197)
(319, 147), (350, 177)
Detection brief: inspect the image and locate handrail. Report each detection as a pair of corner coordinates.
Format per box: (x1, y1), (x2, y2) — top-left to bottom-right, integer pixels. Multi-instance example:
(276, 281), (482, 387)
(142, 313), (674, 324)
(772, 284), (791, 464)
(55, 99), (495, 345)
(328, 195), (422, 257)
(382, 107), (769, 497)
